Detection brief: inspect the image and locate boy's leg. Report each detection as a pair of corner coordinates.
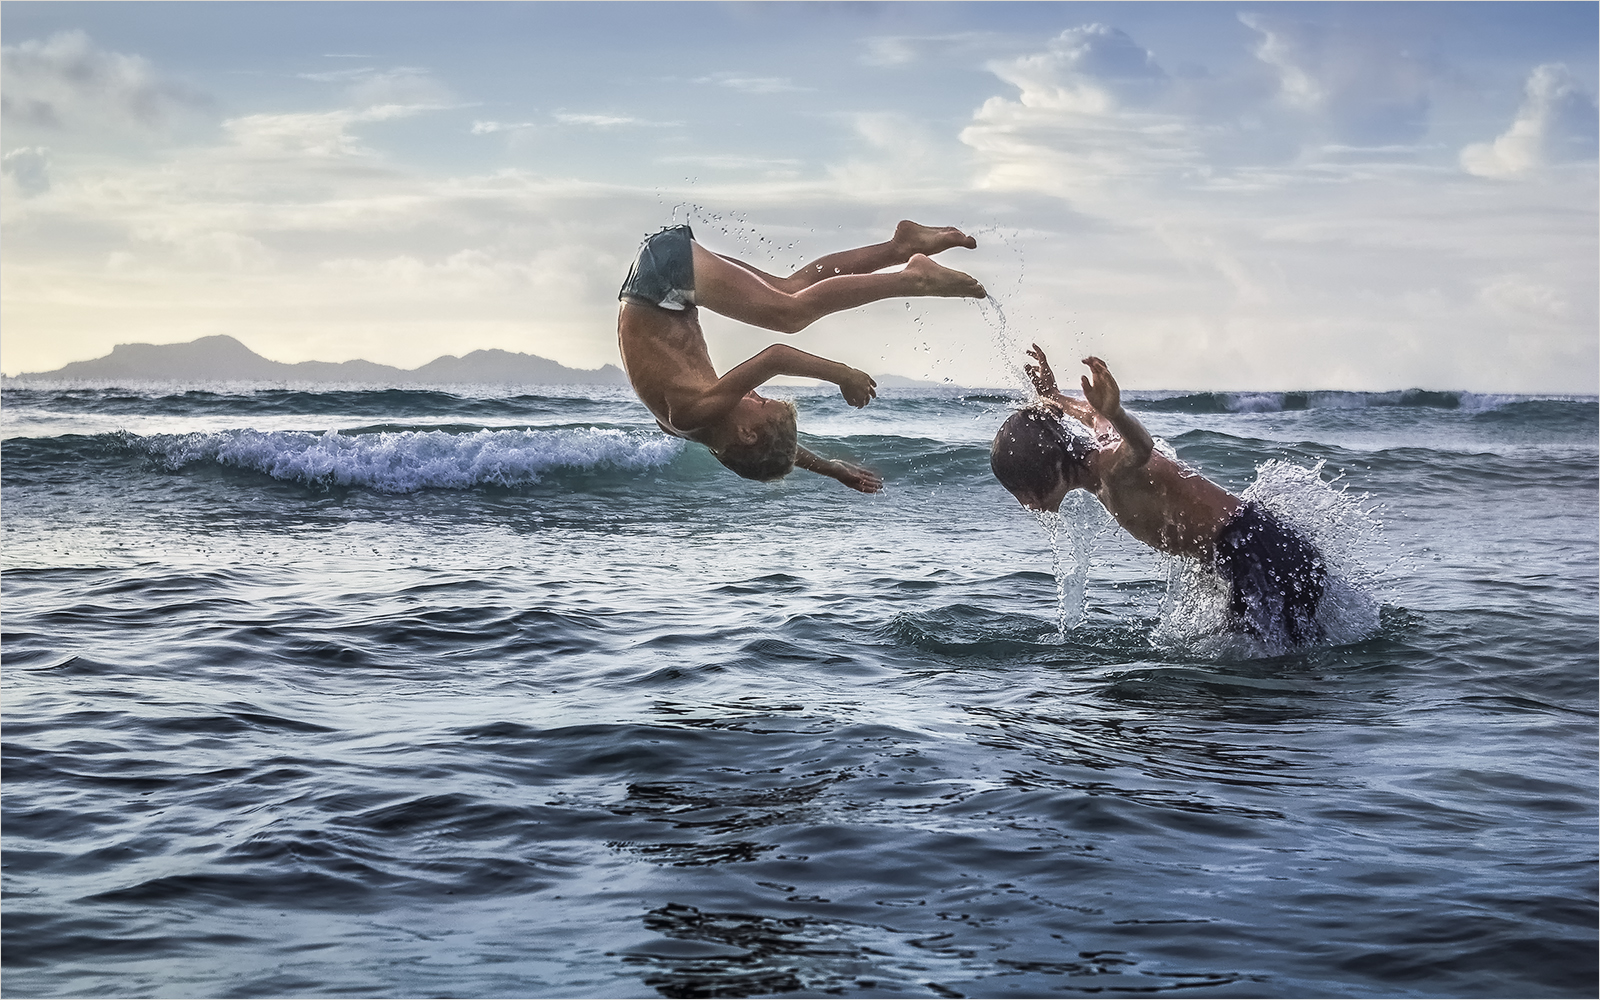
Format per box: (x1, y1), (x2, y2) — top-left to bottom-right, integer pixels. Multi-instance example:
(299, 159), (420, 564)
(692, 241), (985, 335)
(719, 221), (978, 292)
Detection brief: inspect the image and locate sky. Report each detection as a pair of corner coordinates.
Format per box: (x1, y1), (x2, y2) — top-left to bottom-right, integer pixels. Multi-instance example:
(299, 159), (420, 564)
(2, 1), (1595, 391)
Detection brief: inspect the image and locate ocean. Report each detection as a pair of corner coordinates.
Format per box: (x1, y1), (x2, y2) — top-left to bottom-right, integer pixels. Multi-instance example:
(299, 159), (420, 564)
(2, 376), (1595, 998)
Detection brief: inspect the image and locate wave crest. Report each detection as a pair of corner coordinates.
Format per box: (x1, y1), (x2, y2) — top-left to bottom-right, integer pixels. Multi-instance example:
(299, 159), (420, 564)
(1130, 389), (1530, 414)
(135, 427), (684, 492)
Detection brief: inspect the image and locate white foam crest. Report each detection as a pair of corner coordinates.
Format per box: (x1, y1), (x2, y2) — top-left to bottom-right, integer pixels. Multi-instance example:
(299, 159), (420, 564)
(1453, 391), (1522, 413)
(1226, 393), (1287, 413)
(139, 427), (684, 492)
(1151, 460), (1385, 657)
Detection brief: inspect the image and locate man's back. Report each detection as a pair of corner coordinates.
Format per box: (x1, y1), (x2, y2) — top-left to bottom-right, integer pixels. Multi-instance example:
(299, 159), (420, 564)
(1092, 446), (1241, 562)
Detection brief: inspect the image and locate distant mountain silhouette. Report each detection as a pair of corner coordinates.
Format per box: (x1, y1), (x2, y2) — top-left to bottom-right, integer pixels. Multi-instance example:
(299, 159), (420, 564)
(12, 335), (631, 386)
(11, 334), (952, 388)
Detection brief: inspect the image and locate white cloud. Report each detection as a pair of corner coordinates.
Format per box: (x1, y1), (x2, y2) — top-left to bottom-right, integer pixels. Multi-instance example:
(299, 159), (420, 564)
(1479, 273), (1569, 320)
(0, 30), (206, 132)
(1461, 64), (1599, 178)
(859, 32), (997, 68)
(221, 105), (424, 159)
(471, 120), (538, 135)
(659, 154), (802, 177)
(297, 67), (376, 83)
(554, 112), (677, 128)
(825, 112), (968, 196)
(987, 24), (1166, 114)
(960, 27), (1197, 204)
(298, 63), (453, 109)
(695, 72), (812, 94)
(1239, 13), (1432, 145)
(950, 24), (1597, 392)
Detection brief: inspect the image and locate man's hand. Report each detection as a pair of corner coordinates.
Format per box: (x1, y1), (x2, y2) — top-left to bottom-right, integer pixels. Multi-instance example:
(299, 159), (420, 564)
(831, 461), (884, 494)
(1025, 343), (1059, 397)
(1080, 356), (1122, 417)
(839, 368), (878, 408)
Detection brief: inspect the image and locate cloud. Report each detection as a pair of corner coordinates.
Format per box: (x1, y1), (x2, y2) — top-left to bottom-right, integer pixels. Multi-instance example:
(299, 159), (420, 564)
(471, 120), (538, 135)
(960, 26), (1197, 202)
(859, 32), (997, 68)
(1479, 273), (1570, 320)
(297, 63), (453, 108)
(221, 104), (425, 159)
(2, 147), (51, 196)
(987, 24), (1167, 114)
(1461, 64), (1599, 178)
(1239, 13), (1432, 145)
(695, 72), (812, 94)
(0, 30), (206, 132)
(825, 112), (968, 196)
(553, 112), (678, 128)
(659, 153), (803, 180)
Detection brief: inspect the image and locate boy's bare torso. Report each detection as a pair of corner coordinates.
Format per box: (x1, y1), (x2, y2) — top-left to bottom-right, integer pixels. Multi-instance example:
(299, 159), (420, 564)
(616, 302), (718, 439)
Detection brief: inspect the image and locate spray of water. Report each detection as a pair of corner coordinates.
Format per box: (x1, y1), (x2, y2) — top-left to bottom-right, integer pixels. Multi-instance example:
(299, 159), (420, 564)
(1030, 491), (1111, 641)
(1151, 460), (1386, 657)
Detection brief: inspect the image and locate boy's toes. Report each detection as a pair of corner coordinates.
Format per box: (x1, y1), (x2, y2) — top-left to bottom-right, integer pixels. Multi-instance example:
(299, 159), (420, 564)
(896, 220), (977, 255)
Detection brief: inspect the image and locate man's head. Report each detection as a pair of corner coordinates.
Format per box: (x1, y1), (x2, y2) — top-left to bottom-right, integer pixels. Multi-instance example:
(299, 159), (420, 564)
(990, 405), (1094, 511)
(714, 395), (800, 482)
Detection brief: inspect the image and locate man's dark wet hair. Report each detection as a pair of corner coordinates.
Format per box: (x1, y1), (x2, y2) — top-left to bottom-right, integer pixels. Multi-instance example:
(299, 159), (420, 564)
(715, 399), (800, 482)
(990, 406), (1093, 499)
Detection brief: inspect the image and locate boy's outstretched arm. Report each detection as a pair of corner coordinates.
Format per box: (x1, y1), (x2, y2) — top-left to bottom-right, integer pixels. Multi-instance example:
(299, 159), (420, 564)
(675, 343), (876, 430)
(795, 446), (884, 494)
(1080, 356), (1153, 468)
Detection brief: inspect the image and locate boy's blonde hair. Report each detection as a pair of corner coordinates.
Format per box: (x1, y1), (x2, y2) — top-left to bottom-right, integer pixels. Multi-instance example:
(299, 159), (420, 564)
(715, 399), (799, 482)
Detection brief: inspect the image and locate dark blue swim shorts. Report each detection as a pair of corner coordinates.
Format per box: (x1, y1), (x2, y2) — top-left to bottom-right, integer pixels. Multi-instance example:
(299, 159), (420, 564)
(1214, 500), (1326, 646)
(619, 225), (695, 311)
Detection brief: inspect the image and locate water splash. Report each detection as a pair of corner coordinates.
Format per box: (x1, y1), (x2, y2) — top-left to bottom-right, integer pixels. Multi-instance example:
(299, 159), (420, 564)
(975, 296), (1034, 402)
(1032, 491), (1111, 641)
(1151, 460), (1386, 657)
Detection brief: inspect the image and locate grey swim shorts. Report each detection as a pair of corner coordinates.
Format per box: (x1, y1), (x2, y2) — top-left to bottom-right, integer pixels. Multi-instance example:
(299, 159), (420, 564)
(619, 225), (695, 311)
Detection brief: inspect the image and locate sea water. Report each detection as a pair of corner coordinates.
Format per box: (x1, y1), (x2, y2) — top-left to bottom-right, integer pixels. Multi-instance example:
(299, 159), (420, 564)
(2, 381), (1595, 998)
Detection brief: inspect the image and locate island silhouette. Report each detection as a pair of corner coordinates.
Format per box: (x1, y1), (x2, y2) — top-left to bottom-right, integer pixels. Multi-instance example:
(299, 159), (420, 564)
(9, 335), (939, 387)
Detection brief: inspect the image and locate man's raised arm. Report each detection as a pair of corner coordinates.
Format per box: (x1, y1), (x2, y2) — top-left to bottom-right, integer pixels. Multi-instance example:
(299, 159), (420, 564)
(1081, 356), (1153, 468)
(1025, 343), (1098, 427)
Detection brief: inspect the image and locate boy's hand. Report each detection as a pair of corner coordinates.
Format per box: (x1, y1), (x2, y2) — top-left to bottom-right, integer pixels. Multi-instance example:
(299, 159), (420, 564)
(1025, 343), (1059, 397)
(839, 368), (878, 408)
(1080, 356), (1122, 416)
(833, 461), (884, 493)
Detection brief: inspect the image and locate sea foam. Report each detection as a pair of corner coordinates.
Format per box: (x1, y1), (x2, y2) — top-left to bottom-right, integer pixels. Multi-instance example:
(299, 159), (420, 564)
(134, 426), (684, 492)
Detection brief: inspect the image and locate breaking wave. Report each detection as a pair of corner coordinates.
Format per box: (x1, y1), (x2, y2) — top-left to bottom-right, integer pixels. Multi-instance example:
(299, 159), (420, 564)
(131, 426), (684, 492)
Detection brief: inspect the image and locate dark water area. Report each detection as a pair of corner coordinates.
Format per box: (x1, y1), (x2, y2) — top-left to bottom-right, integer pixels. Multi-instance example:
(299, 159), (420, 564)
(3, 383), (1595, 998)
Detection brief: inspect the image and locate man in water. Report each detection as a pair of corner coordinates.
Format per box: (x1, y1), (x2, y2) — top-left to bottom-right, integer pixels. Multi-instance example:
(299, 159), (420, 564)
(618, 220), (986, 492)
(991, 344), (1325, 645)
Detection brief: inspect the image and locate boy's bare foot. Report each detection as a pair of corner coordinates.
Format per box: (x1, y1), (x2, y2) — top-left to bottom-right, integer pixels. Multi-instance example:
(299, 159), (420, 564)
(893, 220), (978, 256)
(904, 253), (987, 298)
